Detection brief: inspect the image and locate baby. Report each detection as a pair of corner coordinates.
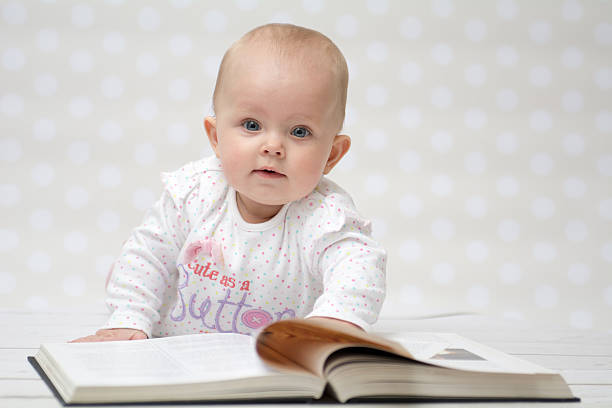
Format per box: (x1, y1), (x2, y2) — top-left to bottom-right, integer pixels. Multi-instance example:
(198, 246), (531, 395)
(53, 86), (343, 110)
(74, 23), (386, 342)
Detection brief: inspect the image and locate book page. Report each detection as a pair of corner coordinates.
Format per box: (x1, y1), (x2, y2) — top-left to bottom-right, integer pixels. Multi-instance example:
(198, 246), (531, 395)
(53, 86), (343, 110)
(381, 332), (449, 360)
(257, 318), (408, 377)
(156, 333), (277, 381)
(383, 332), (555, 374)
(42, 333), (280, 387)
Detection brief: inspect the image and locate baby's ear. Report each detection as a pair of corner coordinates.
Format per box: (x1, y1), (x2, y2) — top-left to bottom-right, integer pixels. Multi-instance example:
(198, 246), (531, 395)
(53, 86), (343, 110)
(323, 134), (351, 174)
(204, 116), (220, 157)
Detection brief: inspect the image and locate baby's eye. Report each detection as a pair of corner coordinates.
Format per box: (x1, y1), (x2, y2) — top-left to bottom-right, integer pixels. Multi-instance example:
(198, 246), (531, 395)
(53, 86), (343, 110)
(242, 120), (261, 132)
(291, 127), (311, 138)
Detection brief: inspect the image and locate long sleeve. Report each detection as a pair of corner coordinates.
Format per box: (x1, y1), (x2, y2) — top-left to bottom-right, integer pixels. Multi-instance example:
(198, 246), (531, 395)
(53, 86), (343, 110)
(307, 231), (386, 329)
(102, 188), (190, 337)
(302, 181), (387, 329)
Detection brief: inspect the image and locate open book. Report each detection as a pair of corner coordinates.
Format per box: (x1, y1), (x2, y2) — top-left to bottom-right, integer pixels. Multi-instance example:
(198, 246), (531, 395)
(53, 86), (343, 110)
(29, 319), (578, 404)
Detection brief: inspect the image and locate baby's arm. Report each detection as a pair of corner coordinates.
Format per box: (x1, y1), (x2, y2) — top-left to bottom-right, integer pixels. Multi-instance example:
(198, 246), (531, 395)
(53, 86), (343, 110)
(70, 184), (190, 342)
(306, 208), (387, 329)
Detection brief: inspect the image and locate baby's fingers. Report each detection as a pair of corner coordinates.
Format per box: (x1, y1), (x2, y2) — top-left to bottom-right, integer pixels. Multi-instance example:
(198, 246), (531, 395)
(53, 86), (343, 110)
(121, 329), (148, 340)
(69, 329), (147, 343)
(69, 334), (108, 343)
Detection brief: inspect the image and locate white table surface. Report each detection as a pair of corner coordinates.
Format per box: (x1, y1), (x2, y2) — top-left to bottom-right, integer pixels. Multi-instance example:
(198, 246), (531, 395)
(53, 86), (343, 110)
(1, 309), (610, 407)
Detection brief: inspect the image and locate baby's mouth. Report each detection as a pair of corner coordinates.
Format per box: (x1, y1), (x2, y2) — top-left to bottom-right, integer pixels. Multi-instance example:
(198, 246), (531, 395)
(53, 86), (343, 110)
(253, 168), (285, 178)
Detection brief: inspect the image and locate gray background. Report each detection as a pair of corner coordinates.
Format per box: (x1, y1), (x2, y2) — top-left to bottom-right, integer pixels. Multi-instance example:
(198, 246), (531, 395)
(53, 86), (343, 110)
(1, 0), (611, 329)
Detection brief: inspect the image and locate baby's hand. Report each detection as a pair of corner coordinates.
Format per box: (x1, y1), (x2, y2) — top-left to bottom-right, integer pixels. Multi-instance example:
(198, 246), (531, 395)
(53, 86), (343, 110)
(307, 316), (363, 331)
(70, 328), (147, 343)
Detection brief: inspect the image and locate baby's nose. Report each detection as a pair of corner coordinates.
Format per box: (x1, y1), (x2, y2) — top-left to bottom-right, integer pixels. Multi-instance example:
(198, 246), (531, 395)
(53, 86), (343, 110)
(263, 145), (283, 156)
(261, 134), (285, 157)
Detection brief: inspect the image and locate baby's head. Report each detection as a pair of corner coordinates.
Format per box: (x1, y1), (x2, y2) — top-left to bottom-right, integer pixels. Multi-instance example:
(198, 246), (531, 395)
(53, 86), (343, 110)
(205, 24), (352, 223)
(213, 23), (348, 130)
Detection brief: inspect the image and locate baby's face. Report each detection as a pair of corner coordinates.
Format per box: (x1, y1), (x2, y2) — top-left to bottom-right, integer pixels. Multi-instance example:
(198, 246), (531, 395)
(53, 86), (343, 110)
(206, 45), (348, 222)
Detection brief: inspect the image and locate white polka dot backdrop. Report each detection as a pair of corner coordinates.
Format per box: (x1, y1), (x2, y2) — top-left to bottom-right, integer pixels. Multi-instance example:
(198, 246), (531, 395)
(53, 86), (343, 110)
(1, 0), (610, 329)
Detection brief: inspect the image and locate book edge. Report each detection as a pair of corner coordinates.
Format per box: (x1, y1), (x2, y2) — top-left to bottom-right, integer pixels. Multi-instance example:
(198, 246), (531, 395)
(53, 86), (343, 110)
(28, 355), (320, 405)
(28, 354), (581, 405)
(28, 356), (69, 406)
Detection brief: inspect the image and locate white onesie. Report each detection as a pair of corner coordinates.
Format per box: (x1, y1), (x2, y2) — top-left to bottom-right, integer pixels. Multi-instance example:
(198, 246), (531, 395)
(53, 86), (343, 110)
(103, 156), (386, 337)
